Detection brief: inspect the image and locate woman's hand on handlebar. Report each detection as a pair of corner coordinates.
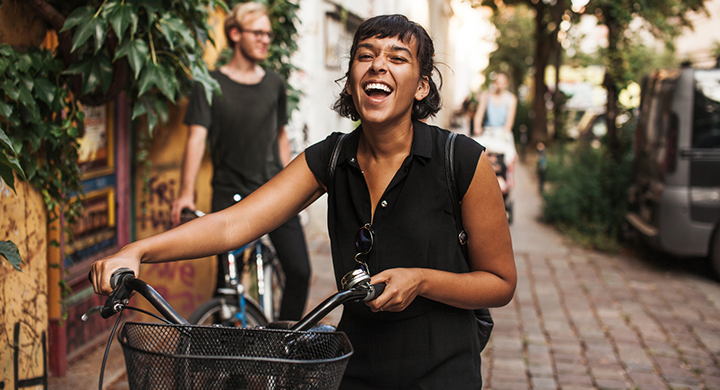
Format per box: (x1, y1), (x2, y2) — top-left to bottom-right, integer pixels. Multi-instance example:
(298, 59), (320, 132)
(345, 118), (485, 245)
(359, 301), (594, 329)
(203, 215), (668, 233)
(90, 248), (142, 295)
(366, 268), (423, 313)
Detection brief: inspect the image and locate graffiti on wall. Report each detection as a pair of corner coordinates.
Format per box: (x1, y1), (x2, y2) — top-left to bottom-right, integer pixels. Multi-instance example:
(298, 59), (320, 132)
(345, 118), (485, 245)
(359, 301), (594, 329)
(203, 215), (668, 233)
(137, 175), (177, 232)
(8, 322), (47, 389)
(144, 262), (205, 313)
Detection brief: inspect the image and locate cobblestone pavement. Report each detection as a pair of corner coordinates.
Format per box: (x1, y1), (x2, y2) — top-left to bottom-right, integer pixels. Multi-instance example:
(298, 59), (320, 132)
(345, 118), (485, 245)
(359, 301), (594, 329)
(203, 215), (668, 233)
(481, 160), (720, 390)
(51, 159), (720, 390)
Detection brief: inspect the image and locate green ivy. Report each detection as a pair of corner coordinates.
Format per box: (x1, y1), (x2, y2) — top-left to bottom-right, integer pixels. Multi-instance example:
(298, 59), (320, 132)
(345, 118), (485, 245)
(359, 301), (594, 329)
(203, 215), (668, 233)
(0, 44), (85, 228)
(59, 0), (226, 136)
(0, 0), (228, 271)
(0, 240), (24, 272)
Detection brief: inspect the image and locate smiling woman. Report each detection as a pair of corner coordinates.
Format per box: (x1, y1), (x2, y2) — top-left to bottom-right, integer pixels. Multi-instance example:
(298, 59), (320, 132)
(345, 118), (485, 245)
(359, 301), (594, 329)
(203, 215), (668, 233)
(89, 14), (516, 390)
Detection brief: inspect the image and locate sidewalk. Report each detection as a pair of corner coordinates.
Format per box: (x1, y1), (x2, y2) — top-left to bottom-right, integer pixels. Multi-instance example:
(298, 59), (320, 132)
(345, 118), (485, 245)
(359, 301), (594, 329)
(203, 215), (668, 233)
(482, 159), (720, 390)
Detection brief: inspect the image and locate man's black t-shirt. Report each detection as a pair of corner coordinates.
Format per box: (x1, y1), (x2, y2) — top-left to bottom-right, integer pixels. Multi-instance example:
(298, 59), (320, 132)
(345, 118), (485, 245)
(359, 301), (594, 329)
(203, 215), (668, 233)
(184, 69), (287, 199)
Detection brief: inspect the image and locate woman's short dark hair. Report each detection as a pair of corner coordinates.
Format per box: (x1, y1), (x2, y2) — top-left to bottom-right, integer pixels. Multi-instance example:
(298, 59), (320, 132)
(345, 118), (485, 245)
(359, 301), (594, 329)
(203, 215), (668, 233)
(332, 14), (442, 121)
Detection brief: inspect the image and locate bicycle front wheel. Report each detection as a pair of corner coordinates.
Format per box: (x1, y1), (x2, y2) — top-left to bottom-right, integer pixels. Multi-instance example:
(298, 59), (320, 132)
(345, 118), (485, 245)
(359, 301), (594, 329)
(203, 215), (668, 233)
(188, 296), (268, 328)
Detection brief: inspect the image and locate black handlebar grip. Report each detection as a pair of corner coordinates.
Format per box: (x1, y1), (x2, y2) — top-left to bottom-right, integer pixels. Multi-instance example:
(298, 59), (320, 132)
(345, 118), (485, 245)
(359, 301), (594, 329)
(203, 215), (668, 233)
(110, 267), (135, 289)
(364, 282), (386, 302)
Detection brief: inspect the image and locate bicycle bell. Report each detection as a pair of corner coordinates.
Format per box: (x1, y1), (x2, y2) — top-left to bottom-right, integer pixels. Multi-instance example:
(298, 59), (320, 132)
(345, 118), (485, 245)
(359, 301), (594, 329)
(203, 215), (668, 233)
(341, 265), (371, 290)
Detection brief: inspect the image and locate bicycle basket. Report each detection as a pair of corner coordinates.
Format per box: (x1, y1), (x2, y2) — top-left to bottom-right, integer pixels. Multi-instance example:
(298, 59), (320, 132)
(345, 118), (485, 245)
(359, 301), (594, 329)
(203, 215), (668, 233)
(119, 322), (353, 390)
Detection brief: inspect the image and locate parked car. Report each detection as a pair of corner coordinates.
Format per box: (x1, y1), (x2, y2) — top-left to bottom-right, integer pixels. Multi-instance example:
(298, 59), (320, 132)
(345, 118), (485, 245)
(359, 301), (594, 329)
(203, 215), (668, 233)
(626, 66), (720, 276)
(565, 108), (605, 141)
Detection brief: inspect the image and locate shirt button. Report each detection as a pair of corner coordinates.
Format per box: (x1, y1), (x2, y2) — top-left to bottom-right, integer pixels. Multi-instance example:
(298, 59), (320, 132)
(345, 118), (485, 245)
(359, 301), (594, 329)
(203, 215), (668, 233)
(350, 157), (356, 163)
(381, 200), (388, 208)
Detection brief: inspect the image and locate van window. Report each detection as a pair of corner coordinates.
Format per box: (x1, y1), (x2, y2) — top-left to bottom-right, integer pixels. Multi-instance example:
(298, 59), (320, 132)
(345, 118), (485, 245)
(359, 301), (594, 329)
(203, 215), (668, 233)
(692, 70), (720, 149)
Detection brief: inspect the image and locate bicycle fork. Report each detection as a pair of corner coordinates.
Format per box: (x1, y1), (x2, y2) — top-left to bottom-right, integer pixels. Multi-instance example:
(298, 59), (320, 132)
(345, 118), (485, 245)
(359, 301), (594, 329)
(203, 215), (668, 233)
(217, 250), (249, 327)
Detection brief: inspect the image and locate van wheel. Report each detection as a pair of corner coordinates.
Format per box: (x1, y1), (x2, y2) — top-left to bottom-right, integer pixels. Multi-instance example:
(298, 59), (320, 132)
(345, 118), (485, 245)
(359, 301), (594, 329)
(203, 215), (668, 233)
(711, 227), (720, 279)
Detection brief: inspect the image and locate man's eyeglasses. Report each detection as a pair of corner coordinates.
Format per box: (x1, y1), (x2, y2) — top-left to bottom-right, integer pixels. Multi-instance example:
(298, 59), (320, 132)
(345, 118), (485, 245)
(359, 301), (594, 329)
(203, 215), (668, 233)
(355, 223), (374, 274)
(239, 28), (275, 40)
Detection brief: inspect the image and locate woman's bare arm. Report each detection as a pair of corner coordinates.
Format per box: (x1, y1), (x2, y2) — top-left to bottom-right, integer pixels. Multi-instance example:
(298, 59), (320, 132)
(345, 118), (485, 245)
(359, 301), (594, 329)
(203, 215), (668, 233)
(367, 153), (516, 311)
(473, 92), (489, 135)
(91, 152), (325, 294)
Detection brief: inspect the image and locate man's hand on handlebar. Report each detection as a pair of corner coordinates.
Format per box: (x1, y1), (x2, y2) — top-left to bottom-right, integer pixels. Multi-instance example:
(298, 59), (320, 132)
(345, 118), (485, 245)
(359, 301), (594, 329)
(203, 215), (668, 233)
(90, 249), (142, 295)
(171, 195), (196, 227)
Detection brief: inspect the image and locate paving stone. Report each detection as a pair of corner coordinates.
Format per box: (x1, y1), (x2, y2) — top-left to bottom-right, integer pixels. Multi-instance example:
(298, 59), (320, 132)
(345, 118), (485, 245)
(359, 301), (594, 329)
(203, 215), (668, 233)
(530, 376), (557, 389)
(627, 371), (666, 387)
(557, 374), (594, 386)
(595, 378), (632, 389)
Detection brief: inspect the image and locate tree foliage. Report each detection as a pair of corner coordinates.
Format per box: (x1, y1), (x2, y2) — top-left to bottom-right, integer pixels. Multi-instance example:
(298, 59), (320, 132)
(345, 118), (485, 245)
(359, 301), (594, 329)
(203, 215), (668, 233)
(580, 0), (708, 160)
(472, 0), (568, 144)
(483, 4), (534, 93)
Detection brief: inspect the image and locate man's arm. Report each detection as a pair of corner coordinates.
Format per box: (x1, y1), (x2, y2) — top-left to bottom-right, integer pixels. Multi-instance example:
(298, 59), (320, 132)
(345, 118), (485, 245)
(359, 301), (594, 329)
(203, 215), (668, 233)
(278, 125), (291, 167)
(171, 124), (208, 226)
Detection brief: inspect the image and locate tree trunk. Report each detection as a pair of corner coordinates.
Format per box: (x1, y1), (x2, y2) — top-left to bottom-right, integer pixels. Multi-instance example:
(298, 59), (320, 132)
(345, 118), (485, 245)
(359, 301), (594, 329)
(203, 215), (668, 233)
(552, 0), (566, 140)
(532, 1), (550, 145)
(603, 8), (622, 161)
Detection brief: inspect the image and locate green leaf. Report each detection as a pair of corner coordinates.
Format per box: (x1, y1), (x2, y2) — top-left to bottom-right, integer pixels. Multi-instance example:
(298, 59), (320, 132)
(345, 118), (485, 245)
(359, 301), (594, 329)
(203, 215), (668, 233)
(61, 6), (95, 32)
(137, 61), (162, 97)
(0, 241), (24, 272)
(114, 39), (148, 79)
(0, 100), (13, 118)
(17, 83), (35, 111)
(0, 149), (25, 181)
(0, 57), (11, 73)
(63, 58), (93, 75)
(131, 101), (147, 120)
(0, 153), (17, 193)
(158, 15), (194, 50)
(0, 44), (13, 57)
(105, 1), (138, 43)
(33, 77), (56, 106)
(156, 62), (177, 103)
(0, 128), (17, 155)
(1, 79), (19, 101)
(71, 16), (106, 53)
(83, 54), (113, 95)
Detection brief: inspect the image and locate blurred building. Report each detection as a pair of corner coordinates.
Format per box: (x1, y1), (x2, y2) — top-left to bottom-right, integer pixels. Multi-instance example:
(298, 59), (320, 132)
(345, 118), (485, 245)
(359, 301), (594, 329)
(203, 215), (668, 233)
(675, 0), (720, 68)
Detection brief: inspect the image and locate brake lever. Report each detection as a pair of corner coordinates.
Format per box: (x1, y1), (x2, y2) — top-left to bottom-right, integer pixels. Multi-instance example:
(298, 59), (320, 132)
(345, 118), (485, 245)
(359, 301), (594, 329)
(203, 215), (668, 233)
(100, 268), (135, 318)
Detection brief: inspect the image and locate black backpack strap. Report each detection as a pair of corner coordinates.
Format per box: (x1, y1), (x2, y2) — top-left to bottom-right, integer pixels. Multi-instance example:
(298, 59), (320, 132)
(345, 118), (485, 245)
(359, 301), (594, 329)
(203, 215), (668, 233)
(446, 132), (494, 351)
(445, 132), (468, 249)
(328, 133), (349, 182)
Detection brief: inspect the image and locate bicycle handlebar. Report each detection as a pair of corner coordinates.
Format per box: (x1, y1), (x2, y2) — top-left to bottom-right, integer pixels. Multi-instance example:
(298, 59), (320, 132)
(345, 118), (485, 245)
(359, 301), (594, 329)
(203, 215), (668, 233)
(290, 282), (385, 332)
(89, 268), (383, 331)
(89, 268), (189, 325)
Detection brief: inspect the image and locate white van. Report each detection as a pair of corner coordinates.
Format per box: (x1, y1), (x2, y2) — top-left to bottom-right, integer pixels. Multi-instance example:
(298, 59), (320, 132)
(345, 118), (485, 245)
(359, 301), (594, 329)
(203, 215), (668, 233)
(626, 67), (720, 275)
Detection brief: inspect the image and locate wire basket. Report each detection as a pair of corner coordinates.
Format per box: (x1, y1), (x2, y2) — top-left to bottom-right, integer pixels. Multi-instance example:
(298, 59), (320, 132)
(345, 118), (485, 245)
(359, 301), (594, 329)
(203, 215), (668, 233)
(119, 322), (353, 390)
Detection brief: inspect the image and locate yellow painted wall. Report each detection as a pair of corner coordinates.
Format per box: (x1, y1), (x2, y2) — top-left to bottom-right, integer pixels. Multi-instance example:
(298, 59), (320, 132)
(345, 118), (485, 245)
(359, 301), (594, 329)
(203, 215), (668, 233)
(133, 101), (216, 320)
(0, 179), (48, 389)
(0, 2), (50, 387)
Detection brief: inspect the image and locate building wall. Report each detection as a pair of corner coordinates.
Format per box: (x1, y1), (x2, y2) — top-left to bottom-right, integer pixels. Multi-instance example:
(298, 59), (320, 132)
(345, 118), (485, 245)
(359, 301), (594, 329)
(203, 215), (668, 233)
(0, 2), (50, 387)
(0, 179), (49, 389)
